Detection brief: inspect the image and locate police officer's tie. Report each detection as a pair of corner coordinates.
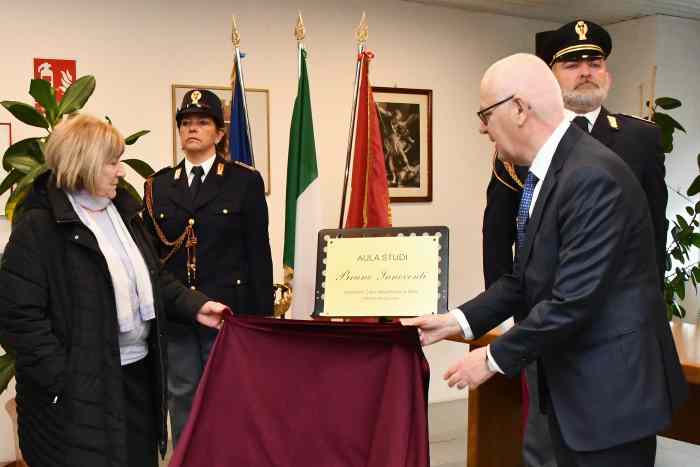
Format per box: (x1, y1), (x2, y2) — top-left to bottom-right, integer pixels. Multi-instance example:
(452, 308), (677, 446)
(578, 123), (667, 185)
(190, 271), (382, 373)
(190, 165), (204, 200)
(572, 115), (590, 132)
(516, 171), (539, 257)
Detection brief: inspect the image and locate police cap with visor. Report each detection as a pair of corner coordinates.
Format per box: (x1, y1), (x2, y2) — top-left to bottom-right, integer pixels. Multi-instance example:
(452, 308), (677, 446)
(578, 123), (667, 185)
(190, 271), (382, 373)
(536, 19), (612, 67)
(175, 89), (225, 128)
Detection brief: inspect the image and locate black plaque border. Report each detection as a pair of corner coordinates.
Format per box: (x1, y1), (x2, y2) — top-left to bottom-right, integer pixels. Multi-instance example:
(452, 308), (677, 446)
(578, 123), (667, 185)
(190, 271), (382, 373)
(314, 226), (449, 317)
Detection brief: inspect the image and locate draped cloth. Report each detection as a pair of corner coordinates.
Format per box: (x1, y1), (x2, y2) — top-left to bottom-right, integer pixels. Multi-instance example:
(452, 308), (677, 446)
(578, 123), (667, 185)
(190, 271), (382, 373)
(169, 316), (431, 467)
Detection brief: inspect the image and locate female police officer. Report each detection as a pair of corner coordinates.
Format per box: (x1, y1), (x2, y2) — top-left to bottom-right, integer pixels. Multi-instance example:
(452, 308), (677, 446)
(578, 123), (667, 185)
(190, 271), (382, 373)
(144, 89), (273, 443)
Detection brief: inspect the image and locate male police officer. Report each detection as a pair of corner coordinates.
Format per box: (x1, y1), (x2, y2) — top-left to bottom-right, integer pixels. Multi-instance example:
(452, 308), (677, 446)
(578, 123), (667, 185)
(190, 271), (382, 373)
(481, 20), (668, 467)
(144, 89), (273, 443)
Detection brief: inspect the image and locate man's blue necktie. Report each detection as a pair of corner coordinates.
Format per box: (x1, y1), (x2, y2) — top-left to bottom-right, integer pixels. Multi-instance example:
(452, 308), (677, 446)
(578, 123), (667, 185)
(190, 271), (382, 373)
(516, 172), (539, 257)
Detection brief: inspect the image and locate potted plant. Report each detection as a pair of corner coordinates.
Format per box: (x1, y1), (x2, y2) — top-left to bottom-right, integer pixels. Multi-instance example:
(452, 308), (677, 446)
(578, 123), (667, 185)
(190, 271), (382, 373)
(650, 97), (700, 320)
(0, 75), (156, 464)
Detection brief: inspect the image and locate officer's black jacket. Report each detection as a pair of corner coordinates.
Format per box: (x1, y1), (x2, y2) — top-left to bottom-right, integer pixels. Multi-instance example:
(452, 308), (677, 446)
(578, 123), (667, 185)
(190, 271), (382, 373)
(482, 158), (527, 288)
(591, 108), (667, 288)
(144, 155), (274, 317)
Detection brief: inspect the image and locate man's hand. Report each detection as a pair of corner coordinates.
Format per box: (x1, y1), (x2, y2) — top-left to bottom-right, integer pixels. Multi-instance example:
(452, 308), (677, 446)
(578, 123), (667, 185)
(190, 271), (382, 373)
(196, 301), (230, 329)
(400, 313), (462, 346)
(444, 347), (495, 390)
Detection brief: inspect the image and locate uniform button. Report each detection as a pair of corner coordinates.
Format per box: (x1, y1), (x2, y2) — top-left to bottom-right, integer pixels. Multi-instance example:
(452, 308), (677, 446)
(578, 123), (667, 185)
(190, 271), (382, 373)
(74, 234), (79, 240)
(236, 279), (241, 285)
(188, 218), (195, 226)
(222, 209), (229, 214)
(190, 286), (197, 290)
(159, 213), (165, 219)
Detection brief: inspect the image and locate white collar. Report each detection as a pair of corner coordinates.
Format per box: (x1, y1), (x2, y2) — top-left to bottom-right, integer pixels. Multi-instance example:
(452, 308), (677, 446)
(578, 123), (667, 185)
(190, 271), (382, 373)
(529, 118), (570, 182)
(564, 107), (601, 132)
(184, 153), (217, 180)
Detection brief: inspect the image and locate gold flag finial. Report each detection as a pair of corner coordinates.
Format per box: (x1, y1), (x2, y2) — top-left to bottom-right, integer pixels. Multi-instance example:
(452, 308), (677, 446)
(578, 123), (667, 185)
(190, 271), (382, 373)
(232, 15), (241, 48)
(295, 11), (306, 42)
(355, 11), (368, 45)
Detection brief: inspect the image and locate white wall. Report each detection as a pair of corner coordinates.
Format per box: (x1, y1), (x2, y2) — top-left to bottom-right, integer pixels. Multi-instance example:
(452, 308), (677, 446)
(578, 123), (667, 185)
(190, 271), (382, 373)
(0, 0), (560, 459)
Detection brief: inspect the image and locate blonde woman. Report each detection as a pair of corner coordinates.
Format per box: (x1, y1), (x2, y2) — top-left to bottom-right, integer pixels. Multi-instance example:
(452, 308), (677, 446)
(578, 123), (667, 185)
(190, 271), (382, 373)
(0, 114), (228, 467)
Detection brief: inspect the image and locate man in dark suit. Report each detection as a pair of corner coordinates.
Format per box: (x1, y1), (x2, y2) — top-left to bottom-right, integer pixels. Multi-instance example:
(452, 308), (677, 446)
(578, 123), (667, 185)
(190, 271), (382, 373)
(404, 53), (686, 466)
(482, 20), (669, 467)
(144, 89), (273, 443)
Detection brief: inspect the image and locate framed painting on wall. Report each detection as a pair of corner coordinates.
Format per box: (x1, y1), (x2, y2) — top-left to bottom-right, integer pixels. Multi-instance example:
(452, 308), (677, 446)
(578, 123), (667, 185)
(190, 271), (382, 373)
(171, 84), (270, 194)
(0, 123), (12, 217)
(372, 87), (433, 202)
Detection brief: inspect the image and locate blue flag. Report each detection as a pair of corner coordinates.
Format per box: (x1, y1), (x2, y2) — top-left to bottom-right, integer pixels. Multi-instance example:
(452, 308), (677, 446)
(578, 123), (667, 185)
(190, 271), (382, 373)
(229, 60), (254, 166)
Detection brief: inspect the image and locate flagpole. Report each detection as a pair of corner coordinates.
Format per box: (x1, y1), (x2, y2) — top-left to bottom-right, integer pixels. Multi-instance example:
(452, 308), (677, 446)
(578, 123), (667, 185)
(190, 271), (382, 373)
(295, 11), (305, 80)
(232, 15), (256, 165)
(339, 12), (368, 228)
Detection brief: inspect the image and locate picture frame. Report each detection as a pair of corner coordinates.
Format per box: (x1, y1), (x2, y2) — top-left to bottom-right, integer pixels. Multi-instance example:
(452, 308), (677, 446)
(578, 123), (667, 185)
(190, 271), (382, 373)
(171, 84), (271, 194)
(0, 122), (12, 217)
(372, 87), (433, 202)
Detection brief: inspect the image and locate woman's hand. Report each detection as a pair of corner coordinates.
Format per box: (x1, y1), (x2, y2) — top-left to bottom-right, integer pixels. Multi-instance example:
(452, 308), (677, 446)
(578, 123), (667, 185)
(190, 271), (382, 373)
(196, 301), (230, 329)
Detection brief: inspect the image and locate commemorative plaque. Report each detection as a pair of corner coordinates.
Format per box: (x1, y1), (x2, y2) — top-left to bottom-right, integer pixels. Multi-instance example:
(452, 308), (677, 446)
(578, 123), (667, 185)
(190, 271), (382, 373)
(314, 227), (449, 317)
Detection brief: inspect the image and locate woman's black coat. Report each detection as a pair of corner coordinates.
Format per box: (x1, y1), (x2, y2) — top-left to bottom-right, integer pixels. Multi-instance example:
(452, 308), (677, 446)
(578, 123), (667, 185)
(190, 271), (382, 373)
(0, 173), (208, 467)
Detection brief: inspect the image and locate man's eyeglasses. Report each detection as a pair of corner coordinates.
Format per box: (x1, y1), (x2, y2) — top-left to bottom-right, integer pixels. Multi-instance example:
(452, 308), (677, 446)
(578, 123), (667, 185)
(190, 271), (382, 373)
(477, 95), (515, 125)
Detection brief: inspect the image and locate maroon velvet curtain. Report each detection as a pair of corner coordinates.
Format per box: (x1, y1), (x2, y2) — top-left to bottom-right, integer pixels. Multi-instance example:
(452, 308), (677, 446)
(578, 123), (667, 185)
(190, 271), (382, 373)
(169, 316), (430, 467)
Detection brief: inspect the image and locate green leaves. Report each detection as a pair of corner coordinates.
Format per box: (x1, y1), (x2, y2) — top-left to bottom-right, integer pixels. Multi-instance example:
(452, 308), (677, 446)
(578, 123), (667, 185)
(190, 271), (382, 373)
(118, 178), (142, 203)
(125, 130), (150, 146)
(0, 353), (15, 394)
(688, 175), (700, 197)
(2, 137), (44, 171)
(122, 158), (155, 178)
(57, 75), (96, 117)
(0, 101), (49, 130)
(0, 170), (23, 196)
(29, 79), (58, 126)
(653, 112), (686, 133)
(655, 97), (681, 110)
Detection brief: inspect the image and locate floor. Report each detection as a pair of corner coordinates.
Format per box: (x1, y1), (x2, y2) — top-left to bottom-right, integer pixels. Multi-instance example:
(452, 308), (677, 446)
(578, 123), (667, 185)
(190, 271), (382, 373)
(152, 398), (698, 466)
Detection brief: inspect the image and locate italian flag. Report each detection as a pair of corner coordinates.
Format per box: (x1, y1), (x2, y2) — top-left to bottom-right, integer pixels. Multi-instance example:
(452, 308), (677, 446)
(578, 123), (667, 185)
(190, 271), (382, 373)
(283, 47), (322, 318)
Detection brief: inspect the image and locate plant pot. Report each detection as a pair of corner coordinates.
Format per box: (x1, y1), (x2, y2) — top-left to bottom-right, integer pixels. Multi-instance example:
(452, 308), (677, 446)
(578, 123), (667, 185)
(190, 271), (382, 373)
(4, 398), (27, 467)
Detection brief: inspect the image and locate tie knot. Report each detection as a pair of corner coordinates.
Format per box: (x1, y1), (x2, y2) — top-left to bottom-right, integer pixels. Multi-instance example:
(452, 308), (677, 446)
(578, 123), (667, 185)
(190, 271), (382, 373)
(572, 116), (589, 132)
(191, 166), (204, 177)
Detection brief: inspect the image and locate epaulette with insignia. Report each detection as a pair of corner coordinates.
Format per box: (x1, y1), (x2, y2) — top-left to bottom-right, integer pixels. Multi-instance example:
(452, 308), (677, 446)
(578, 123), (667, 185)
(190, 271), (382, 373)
(234, 160), (257, 171)
(616, 113), (658, 127)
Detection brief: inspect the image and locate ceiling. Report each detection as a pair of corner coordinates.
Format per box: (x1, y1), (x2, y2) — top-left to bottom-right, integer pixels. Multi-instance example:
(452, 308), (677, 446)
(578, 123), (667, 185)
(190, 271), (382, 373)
(403, 0), (700, 25)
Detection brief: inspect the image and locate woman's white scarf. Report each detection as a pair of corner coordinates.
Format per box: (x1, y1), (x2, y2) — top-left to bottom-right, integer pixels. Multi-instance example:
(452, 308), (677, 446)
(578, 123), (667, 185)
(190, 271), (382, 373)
(67, 191), (155, 332)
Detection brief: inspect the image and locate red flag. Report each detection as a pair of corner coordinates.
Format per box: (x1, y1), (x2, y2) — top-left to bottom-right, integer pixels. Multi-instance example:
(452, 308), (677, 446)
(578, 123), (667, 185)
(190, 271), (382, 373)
(345, 51), (392, 228)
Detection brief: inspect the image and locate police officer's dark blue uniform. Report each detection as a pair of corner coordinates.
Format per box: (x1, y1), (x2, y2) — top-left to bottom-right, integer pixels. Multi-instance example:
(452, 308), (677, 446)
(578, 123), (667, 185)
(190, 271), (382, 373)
(144, 89), (273, 444)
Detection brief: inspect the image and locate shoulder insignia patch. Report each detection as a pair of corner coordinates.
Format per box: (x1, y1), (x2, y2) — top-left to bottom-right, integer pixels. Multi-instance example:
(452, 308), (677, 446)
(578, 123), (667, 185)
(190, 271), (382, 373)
(607, 115), (619, 130)
(234, 160), (257, 172)
(616, 113), (658, 127)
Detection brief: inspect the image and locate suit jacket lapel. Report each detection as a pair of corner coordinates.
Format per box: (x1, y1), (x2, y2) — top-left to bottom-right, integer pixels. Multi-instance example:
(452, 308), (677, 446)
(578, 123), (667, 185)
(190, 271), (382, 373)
(590, 107), (616, 150)
(519, 125), (583, 271)
(168, 159), (194, 213)
(194, 156), (227, 210)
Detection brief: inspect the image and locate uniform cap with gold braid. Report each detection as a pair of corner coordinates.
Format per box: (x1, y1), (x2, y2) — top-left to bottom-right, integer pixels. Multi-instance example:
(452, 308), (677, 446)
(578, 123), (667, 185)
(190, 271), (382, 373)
(535, 19), (612, 67)
(176, 89), (225, 128)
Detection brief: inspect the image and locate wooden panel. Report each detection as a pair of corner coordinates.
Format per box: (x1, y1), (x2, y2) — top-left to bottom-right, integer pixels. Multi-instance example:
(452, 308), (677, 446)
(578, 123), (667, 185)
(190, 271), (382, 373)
(661, 381), (700, 445)
(467, 343), (523, 467)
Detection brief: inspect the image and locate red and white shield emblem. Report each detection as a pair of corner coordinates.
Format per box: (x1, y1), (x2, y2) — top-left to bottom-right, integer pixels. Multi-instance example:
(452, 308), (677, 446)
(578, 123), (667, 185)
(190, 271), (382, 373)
(33, 58), (77, 105)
